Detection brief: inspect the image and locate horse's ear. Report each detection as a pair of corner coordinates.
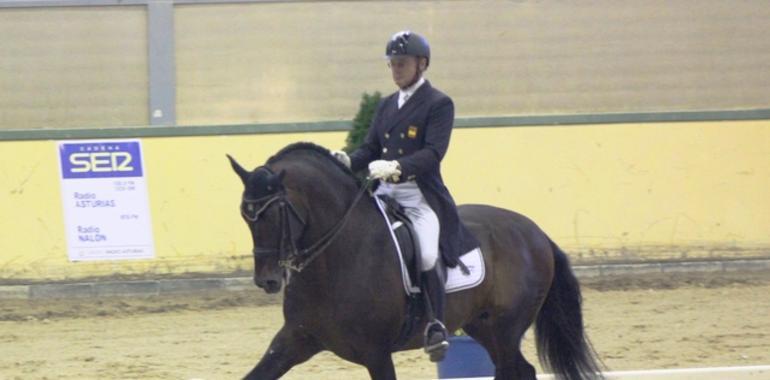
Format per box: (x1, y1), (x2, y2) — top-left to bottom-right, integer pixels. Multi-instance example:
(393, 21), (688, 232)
(227, 154), (249, 185)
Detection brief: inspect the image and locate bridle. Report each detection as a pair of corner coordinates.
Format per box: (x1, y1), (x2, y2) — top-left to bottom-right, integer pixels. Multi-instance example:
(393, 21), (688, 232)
(242, 169), (371, 273)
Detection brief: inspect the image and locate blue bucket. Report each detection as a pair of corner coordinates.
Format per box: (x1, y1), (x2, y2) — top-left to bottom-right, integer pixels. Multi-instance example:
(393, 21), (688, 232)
(437, 335), (495, 378)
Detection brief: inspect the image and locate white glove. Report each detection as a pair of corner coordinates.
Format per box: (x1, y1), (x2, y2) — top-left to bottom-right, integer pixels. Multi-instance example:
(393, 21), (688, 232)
(368, 160), (401, 182)
(331, 150), (351, 169)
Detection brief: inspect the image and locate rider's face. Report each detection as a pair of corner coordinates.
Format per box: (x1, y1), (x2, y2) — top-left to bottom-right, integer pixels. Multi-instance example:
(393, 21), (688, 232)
(388, 56), (421, 89)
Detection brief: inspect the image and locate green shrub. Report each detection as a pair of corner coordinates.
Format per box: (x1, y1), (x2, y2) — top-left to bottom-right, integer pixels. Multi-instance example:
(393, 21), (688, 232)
(344, 91), (382, 153)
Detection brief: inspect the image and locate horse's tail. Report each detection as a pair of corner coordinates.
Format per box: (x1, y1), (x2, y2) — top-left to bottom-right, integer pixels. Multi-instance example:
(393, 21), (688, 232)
(535, 239), (604, 380)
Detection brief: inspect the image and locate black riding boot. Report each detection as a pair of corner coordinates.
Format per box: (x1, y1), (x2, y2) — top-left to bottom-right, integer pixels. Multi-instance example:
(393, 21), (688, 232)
(421, 266), (449, 362)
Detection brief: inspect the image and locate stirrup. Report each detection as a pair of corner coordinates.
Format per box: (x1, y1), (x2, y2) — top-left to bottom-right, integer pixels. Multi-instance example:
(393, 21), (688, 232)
(423, 320), (450, 362)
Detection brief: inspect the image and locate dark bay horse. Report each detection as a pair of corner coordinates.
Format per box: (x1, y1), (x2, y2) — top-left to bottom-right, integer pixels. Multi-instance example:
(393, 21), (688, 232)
(228, 142), (602, 380)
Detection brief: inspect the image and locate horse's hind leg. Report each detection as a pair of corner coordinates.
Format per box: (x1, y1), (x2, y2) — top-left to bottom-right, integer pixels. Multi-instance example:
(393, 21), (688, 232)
(496, 313), (537, 380)
(464, 313), (537, 380)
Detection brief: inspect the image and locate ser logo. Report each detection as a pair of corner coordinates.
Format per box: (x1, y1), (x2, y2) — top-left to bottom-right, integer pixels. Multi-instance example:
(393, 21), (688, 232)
(60, 141), (144, 179)
(69, 151), (133, 173)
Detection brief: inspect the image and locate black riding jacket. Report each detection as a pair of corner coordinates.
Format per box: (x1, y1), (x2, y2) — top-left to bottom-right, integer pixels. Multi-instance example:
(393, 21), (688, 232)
(349, 81), (479, 267)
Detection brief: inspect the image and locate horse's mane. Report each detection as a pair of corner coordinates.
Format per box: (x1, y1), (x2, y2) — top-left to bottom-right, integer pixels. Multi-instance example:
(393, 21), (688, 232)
(267, 142), (361, 186)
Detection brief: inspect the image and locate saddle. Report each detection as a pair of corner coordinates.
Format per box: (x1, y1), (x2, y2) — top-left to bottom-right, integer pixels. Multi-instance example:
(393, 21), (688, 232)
(374, 194), (483, 295)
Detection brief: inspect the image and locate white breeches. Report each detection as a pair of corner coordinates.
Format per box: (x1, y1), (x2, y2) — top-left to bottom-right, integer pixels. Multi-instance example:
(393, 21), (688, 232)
(375, 181), (440, 271)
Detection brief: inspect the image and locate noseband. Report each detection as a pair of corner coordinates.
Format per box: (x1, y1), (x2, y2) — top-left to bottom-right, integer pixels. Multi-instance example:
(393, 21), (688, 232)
(243, 171), (371, 273)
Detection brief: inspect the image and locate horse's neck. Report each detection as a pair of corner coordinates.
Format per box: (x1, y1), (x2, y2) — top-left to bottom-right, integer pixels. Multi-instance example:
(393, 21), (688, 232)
(296, 176), (362, 234)
(292, 188), (384, 284)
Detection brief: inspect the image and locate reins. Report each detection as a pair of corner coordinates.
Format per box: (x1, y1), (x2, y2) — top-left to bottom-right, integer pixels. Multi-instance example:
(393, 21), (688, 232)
(248, 177), (372, 273)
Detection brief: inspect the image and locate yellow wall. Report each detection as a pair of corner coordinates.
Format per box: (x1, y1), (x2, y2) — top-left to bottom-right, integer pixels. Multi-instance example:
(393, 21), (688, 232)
(0, 132), (345, 281)
(446, 121), (770, 262)
(1, 121), (768, 281)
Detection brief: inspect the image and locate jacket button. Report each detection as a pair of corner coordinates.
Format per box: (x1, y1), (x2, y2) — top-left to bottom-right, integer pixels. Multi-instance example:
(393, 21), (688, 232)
(384, 133), (390, 139)
(398, 148), (404, 155)
(382, 147), (388, 153)
(400, 133), (405, 139)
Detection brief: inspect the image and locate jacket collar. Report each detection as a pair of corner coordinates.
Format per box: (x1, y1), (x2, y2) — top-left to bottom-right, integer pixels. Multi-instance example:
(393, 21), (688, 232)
(398, 77), (426, 106)
(385, 80), (432, 132)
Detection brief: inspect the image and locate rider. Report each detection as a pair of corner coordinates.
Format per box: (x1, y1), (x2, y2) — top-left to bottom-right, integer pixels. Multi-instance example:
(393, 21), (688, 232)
(333, 31), (480, 362)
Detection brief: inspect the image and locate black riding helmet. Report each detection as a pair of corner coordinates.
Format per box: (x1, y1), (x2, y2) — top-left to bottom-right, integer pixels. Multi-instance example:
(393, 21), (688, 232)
(386, 31), (430, 67)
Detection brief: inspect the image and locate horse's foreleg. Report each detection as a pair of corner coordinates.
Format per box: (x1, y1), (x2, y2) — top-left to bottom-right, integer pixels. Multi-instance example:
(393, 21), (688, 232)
(243, 325), (321, 380)
(364, 352), (398, 380)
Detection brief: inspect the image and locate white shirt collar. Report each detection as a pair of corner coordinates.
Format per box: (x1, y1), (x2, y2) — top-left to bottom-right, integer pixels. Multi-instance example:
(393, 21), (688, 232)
(398, 77), (425, 108)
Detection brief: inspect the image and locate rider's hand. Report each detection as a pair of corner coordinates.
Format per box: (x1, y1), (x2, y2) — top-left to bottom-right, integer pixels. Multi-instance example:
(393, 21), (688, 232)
(368, 160), (401, 182)
(331, 150), (351, 169)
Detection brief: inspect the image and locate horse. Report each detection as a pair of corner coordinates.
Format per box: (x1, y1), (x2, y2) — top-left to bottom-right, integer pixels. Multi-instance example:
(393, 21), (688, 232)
(227, 142), (603, 380)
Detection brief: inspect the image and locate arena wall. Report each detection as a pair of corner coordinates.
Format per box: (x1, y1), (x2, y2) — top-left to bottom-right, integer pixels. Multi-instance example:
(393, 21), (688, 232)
(0, 5), (148, 129)
(1, 0), (768, 282)
(2, 0), (769, 129)
(1, 120), (768, 282)
(174, 0), (770, 124)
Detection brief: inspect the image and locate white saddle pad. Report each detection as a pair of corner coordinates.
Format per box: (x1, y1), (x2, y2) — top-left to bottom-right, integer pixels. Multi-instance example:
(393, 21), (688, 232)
(374, 196), (486, 295)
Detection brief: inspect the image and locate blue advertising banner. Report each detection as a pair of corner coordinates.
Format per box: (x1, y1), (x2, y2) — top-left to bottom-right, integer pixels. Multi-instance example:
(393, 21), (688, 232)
(59, 141), (144, 179)
(57, 140), (155, 261)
